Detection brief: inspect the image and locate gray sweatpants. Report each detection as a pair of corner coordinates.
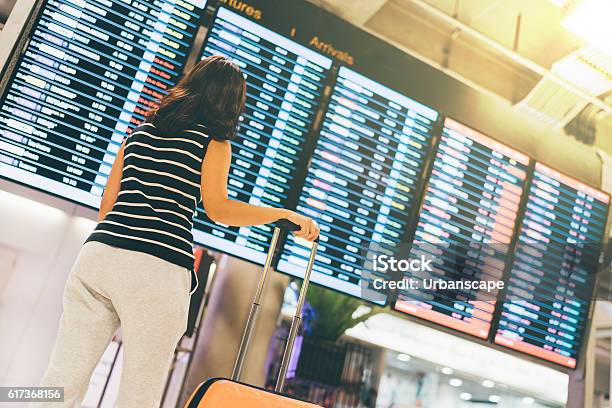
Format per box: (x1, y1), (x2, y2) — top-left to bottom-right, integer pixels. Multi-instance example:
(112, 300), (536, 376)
(37, 241), (191, 408)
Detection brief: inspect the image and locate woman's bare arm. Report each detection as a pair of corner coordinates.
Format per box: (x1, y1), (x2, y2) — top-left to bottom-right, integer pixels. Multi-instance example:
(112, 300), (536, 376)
(201, 139), (319, 241)
(98, 141), (125, 221)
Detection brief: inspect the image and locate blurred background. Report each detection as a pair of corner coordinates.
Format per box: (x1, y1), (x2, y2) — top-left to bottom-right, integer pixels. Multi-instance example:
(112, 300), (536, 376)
(1, 0), (612, 407)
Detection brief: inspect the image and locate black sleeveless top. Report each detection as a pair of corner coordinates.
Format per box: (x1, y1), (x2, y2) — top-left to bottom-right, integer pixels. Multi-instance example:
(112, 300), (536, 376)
(87, 122), (211, 270)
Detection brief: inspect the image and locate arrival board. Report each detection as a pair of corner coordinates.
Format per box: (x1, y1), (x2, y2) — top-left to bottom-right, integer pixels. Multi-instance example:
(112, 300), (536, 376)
(494, 163), (610, 368)
(0, 0), (206, 207)
(194, 7), (332, 264)
(277, 66), (440, 304)
(394, 118), (530, 338)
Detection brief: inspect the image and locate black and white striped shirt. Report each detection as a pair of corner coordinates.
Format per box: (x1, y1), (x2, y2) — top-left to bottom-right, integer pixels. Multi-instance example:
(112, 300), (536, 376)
(87, 122), (210, 270)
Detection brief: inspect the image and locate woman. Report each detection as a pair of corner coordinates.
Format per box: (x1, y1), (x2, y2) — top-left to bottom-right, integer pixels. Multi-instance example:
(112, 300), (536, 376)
(39, 56), (319, 407)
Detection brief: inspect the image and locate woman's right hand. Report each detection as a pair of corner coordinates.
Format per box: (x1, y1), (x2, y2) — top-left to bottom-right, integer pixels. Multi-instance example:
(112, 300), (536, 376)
(283, 210), (320, 241)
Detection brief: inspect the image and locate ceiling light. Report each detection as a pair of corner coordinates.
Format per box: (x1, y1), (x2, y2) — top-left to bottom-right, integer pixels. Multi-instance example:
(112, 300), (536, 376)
(460, 392), (472, 400)
(482, 379), (495, 388)
(552, 49), (612, 96)
(522, 397), (535, 404)
(489, 395), (501, 403)
(562, 0), (612, 53)
(441, 367), (453, 375)
(449, 378), (463, 387)
(397, 353), (411, 362)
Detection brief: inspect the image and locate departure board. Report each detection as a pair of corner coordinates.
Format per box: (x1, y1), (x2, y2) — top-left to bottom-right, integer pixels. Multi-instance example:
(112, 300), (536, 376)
(277, 66), (440, 304)
(194, 7), (332, 264)
(0, 0), (207, 207)
(494, 163), (610, 368)
(394, 118), (530, 338)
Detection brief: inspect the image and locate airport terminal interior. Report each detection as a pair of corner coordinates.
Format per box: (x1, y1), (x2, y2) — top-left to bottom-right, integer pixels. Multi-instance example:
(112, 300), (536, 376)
(1, 0), (612, 407)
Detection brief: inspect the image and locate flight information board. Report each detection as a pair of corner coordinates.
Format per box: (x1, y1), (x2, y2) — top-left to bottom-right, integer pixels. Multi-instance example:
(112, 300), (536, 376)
(0, 0), (206, 207)
(394, 118), (530, 338)
(277, 66), (440, 304)
(494, 163), (610, 368)
(193, 7), (332, 264)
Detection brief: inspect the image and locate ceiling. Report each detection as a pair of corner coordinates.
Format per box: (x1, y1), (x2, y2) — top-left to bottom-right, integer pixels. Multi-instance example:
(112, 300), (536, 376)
(419, 0), (581, 67)
(309, 0), (612, 150)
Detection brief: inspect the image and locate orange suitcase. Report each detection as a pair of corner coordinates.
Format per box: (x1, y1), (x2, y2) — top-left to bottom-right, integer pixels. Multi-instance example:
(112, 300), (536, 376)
(184, 220), (322, 407)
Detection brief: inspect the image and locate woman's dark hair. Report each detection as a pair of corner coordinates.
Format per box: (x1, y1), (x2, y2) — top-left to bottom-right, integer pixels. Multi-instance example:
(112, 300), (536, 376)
(147, 56), (246, 140)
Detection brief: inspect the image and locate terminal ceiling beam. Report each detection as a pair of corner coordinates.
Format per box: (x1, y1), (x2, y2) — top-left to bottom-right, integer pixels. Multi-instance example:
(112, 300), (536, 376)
(394, 0), (612, 117)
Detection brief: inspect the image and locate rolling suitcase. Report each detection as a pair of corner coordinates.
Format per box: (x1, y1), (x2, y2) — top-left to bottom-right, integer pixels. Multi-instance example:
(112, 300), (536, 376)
(184, 219), (322, 407)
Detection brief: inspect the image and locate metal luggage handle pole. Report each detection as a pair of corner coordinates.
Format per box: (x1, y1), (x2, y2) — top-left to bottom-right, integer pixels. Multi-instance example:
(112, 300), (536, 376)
(275, 239), (318, 393)
(231, 226), (281, 381)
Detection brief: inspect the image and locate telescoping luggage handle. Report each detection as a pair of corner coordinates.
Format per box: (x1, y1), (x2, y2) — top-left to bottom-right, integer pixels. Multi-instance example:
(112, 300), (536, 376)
(231, 219), (319, 393)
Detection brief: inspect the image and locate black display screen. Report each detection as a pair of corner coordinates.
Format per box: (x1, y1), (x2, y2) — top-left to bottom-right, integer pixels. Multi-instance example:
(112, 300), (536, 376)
(0, 0), (207, 207)
(494, 162), (610, 368)
(394, 118), (530, 338)
(277, 66), (439, 304)
(193, 7), (332, 264)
